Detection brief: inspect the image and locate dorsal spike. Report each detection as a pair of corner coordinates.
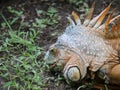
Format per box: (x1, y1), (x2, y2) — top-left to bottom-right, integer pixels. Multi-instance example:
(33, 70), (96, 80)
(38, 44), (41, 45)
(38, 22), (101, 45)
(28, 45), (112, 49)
(112, 25), (119, 38)
(104, 19), (120, 39)
(83, 2), (95, 26)
(105, 13), (112, 32)
(110, 15), (120, 24)
(98, 9), (115, 31)
(67, 16), (75, 26)
(88, 5), (110, 27)
(112, 25), (115, 32)
(72, 11), (81, 25)
(94, 5), (111, 29)
(117, 20), (120, 30)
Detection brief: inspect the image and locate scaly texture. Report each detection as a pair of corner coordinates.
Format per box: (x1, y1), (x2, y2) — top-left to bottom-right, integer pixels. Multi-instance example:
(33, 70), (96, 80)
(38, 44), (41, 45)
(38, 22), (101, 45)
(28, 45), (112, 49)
(44, 2), (120, 85)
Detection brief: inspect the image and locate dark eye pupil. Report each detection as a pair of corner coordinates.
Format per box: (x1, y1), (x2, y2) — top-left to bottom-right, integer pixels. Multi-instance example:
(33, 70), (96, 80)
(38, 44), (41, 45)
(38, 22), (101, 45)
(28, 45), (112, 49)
(50, 49), (56, 56)
(51, 49), (54, 53)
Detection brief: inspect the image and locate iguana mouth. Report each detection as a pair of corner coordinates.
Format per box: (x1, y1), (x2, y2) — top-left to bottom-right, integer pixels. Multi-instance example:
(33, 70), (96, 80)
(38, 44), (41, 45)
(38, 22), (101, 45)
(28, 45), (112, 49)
(49, 62), (57, 68)
(49, 59), (69, 68)
(45, 59), (57, 65)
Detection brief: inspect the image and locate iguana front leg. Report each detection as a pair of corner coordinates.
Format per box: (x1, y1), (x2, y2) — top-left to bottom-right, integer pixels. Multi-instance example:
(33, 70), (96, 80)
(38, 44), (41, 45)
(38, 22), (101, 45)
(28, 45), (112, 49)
(96, 59), (120, 85)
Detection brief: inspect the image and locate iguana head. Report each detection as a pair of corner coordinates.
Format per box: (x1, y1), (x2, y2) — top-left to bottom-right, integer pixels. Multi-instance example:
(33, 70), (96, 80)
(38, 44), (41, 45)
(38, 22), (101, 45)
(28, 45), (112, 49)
(44, 44), (71, 71)
(44, 44), (87, 82)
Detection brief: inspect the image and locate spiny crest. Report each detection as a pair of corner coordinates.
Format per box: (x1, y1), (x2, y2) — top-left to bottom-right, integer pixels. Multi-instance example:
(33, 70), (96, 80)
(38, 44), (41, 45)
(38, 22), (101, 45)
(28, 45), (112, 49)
(103, 11), (120, 39)
(105, 20), (120, 39)
(83, 1), (95, 26)
(72, 11), (81, 25)
(67, 2), (120, 39)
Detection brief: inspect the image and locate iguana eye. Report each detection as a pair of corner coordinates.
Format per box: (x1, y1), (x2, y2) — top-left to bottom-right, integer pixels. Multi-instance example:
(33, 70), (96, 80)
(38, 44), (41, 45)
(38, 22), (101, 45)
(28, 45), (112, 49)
(50, 48), (57, 57)
(50, 49), (55, 53)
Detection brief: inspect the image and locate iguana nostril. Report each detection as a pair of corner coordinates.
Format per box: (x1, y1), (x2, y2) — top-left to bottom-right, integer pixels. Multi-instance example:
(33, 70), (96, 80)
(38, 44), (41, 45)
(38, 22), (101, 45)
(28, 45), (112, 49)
(67, 66), (81, 82)
(44, 51), (56, 64)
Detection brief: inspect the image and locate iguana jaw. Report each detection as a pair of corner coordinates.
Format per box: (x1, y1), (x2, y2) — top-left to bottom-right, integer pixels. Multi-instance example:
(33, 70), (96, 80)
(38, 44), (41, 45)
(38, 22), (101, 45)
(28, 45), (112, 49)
(63, 53), (87, 83)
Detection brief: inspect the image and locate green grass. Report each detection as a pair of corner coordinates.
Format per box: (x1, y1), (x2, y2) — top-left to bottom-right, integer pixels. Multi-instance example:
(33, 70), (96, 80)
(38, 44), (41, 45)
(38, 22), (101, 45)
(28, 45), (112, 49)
(0, 5), (58, 90)
(0, 1), (90, 89)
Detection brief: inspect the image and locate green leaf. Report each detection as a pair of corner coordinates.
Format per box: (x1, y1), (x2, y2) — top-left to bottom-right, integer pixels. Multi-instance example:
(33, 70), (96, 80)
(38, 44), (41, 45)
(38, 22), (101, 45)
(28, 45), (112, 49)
(3, 81), (13, 88)
(1, 22), (7, 28)
(48, 7), (58, 14)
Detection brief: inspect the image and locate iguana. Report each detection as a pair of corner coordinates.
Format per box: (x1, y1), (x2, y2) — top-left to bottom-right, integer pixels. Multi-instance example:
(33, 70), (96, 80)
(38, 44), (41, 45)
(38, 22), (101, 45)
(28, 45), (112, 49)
(44, 2), (120, 85)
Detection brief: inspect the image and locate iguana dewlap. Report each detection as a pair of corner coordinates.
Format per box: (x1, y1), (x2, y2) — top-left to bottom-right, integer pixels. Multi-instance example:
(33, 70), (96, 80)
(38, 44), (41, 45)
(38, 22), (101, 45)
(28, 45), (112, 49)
(44, 2), (120, 85)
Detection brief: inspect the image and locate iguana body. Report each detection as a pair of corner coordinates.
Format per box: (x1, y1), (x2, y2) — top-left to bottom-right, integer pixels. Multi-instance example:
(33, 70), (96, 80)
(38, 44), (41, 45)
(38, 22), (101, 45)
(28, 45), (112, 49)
(44, 2), (120, 85)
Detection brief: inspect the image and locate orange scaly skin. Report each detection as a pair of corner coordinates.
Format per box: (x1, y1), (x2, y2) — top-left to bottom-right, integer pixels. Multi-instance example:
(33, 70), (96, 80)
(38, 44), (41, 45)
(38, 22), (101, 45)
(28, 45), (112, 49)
(44, 2), (120, 85)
